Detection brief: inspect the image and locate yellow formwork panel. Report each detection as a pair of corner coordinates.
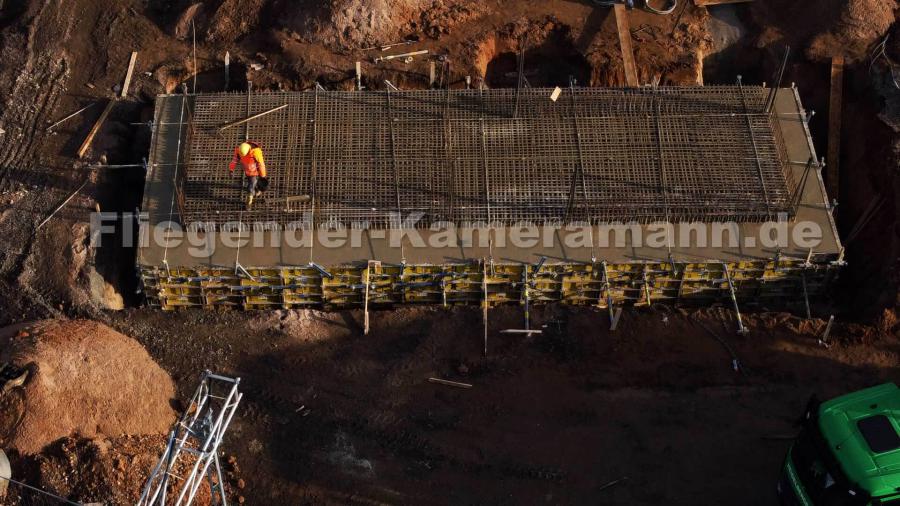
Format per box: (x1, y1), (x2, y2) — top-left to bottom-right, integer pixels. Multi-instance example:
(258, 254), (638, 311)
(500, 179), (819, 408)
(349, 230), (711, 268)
(401, 265), (443, 304)
(242, 269), (283, 309)
(281, 267), (324, 307)
(145, 260), (839, 310)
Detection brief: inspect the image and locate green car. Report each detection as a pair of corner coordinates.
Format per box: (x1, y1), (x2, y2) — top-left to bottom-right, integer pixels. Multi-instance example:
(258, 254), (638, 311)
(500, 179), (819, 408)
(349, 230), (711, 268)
(780, 383), (900, 505)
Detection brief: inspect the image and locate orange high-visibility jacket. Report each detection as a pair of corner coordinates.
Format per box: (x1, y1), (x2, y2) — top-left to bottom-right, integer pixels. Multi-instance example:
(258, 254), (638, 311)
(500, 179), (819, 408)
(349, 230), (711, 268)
(229, 145), (267, 177)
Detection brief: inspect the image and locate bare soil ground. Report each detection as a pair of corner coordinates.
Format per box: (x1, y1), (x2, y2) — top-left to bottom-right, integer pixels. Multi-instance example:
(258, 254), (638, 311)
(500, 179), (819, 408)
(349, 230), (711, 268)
(100, 306), (897, 505)
(0, 0), (897, 504)
(0, 320), (176, 455)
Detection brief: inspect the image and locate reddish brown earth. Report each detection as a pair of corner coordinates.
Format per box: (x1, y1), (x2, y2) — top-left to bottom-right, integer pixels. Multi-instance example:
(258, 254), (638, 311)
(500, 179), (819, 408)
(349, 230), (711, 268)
(0, 320), (176, 455)
(0, 0), (896, 504)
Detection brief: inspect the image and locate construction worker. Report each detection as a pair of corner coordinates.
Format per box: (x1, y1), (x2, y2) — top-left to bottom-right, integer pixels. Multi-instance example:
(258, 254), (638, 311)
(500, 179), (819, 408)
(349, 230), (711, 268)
(229, 141), (268, 209)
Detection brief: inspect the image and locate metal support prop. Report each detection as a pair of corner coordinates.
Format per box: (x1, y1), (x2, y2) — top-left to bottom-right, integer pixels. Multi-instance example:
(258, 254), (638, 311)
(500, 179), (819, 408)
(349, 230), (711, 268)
(523, 268), (530, 332)
(790, 157), (815, 213)
(801, 271), (812, 320)
(642, 266), (652, 307)
(482, 258), (489, 356)
(818, 315), (835, 347)
(364, 260), (380, 335)
(722, 263), (748, 334)
(602, 261), (622, 331)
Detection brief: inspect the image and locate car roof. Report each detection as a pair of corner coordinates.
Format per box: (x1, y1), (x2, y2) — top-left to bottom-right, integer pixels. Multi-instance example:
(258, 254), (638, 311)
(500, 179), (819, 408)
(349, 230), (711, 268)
(819, 383), (900, 498)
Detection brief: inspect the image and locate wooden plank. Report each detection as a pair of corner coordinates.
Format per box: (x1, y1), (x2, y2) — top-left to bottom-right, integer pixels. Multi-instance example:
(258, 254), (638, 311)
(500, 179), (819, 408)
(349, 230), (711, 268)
(218, 104), (288, 132)
(120, 51), (138, 98)
(77, 99), (115, 159)
(826, 56), (844, 200)
(694, 0), (753, 6)
(613, 4), (639, 87)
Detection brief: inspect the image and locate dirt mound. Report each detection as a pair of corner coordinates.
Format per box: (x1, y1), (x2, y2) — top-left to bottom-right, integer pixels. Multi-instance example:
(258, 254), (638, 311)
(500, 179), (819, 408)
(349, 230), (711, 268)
(4, 434), (243, 505)
(749, 0), (896, 63)
(290, 0), (485, 50)
(206, 0), (267, 43)
(0, 320), (176, 455)
(806, 0), (897, 62)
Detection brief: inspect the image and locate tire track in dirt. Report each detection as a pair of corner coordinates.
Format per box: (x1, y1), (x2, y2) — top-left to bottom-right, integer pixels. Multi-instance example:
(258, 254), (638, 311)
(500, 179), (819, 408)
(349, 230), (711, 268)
(0, 0), (73, 172)
(0, 0), (79, 322)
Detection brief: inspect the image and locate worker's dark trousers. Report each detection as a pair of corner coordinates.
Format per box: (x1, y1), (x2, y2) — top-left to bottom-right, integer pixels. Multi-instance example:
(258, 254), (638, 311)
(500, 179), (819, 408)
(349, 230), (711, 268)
(245, 176), (258, 195)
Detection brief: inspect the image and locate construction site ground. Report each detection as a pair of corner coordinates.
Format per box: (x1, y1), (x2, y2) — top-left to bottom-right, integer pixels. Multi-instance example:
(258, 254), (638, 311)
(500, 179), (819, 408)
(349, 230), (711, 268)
(0, 0), (898, 504)
(98, 306), (894, 505)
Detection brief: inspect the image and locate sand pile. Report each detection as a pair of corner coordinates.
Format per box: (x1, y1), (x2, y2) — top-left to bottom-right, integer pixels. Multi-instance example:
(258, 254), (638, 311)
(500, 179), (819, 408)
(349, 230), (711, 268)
(0, 320), (176, 455)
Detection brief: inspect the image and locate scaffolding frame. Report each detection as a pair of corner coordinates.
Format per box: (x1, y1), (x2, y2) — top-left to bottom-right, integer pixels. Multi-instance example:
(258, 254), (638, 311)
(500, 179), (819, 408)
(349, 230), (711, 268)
(138, 371), (242, 506)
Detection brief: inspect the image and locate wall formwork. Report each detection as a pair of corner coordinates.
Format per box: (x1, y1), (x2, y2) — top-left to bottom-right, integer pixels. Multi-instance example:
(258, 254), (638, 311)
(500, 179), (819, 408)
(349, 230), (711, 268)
(138, 86), (843, 311)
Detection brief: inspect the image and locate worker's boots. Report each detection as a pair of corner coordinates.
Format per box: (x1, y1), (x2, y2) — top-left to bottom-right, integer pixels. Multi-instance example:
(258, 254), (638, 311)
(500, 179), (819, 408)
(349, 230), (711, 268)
(246, 194), (254, 210)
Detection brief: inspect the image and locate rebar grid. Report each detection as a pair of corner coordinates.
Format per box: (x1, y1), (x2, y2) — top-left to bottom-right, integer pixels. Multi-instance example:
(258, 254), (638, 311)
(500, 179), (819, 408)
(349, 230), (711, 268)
(177, 86), (795, 228)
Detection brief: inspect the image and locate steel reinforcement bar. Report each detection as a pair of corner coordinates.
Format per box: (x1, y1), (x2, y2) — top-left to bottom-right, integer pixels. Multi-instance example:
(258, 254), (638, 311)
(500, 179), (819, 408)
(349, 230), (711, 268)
(176, 86), (797, 229)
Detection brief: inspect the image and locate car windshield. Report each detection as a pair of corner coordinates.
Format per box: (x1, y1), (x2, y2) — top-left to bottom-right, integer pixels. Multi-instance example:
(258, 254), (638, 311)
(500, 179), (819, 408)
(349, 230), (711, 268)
(792, 424), (870, 506)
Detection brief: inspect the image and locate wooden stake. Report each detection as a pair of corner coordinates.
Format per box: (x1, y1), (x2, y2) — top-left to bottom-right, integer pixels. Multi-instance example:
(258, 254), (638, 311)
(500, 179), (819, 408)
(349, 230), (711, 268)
(364, 262), (371, 335)
(614, 4), (639, 87)
(826, 56), (844, 200)
(429, 61), (436, 88)
(77, 99), (115, 159)
(121, 51), (138, 98)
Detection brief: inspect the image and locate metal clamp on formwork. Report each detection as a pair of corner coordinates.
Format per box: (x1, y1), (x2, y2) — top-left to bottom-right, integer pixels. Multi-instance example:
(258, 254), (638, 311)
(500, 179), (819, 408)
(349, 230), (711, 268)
(309, 262), (334, 279)
(138, 371), (242, 506)
(235, 261), (256, 281)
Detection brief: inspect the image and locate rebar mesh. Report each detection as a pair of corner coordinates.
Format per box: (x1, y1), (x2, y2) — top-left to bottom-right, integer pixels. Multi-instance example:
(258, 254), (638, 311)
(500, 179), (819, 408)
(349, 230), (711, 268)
(178, 86), (795, 228)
